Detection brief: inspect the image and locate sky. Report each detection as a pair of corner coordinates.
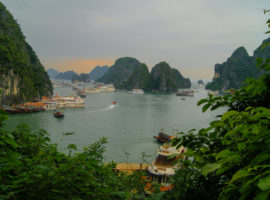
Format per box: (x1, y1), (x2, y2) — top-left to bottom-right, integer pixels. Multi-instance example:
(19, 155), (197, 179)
(1, 0), (269, 81)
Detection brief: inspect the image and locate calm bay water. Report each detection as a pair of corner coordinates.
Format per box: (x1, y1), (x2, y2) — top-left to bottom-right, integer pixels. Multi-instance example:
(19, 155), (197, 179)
(5, 87), (222, 163)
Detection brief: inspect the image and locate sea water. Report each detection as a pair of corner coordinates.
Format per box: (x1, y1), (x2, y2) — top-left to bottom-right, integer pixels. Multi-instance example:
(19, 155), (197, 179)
(5, 87), (223, 163)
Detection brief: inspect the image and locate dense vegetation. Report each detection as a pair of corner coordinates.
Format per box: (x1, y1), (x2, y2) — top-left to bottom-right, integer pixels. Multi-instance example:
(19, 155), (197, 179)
(126, 63), (152, 90)
(164, 13), (270, 200)
(0, 2), (52, 104)
(150, 62), (191, 92)
(206, 38), (270, 91)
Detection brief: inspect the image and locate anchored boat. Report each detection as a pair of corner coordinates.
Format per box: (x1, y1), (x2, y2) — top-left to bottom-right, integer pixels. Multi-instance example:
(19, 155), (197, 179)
(146, 143), (186, 192)
(153, 130), (175, 143)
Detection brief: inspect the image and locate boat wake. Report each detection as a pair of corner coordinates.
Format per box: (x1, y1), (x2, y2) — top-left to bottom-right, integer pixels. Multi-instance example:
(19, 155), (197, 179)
(99, 105), (115, 112)
(84, 104), (116, 113)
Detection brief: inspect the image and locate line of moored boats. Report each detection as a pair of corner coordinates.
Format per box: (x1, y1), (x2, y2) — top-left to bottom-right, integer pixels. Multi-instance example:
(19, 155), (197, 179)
(0, 94), (85, 114)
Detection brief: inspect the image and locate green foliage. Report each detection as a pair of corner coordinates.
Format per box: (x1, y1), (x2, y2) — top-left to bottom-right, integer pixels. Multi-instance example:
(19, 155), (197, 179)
(0, 112), (161, 199)
(126, 63), (152, 90)
(164, 15), (270, 200)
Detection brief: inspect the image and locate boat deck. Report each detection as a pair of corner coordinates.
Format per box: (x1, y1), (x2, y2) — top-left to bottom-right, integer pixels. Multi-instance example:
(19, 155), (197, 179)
(115, 163), (150, 174)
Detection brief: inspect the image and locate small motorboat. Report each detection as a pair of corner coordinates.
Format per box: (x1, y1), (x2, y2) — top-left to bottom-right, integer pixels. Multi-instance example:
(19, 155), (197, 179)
(53, 111), (64, 118)
(112, 101), (117, 105)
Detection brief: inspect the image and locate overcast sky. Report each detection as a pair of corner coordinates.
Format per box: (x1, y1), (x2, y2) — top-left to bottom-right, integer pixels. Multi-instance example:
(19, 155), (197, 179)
(1, 0), (269, 81)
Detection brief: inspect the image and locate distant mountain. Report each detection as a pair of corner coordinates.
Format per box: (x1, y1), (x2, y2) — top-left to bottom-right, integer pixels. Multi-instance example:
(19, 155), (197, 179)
(97, 57), (141, 88)
(0, 2), (52, 105)
(206, 38), (270, 91)
(55, 71), (77, 80)
(47, 68), (59, 79)
(126, 64), (151, 90)
(89, 66), (109, 80)
(72, 73), (90, 83)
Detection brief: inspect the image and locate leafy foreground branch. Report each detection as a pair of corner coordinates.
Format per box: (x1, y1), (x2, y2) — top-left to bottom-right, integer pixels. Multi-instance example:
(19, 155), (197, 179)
(164, 16), (270, 200)
(0, 118), (165, 200)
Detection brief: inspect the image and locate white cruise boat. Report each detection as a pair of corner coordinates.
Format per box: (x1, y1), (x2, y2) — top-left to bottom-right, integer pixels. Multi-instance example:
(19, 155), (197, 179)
(42, 95), (84, 108)
(55, 95), (84, 108)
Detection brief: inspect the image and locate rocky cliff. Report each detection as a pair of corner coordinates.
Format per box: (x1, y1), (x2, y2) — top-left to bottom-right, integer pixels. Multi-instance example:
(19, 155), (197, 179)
(206, 38), (270, 91)
(89, 65), (109, 81)
(150, 62), (191, 92)
(97, 57), (141, 88)
(0, 2), (52, 105)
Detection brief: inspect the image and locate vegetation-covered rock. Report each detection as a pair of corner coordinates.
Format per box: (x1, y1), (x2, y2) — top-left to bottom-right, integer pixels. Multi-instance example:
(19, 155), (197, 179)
(126, 63), (151, 90)
(171, 68), (191, 89)
(0, 2), (52, 105)
(89, 65), (109, 81)
(97, 57), (141, 89)
(206, 38), (270, 91)
(150, 62), (191, 92)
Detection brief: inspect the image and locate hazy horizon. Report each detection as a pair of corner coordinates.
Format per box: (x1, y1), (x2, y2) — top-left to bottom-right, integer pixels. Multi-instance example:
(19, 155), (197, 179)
(1, 0), (269, 81)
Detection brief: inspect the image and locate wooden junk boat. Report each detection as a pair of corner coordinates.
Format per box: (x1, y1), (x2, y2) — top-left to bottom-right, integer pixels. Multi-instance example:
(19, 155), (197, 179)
(145, 143), (186, 193)
(153, 131), (175, 143)
(53, 110), (64, 118)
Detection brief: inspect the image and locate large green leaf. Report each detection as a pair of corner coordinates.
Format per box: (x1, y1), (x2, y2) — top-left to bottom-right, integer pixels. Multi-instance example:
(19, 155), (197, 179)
(252, 153), (270, 164)
(216, 149), (232, 160)
(221, 110), (239, 121)
(202, 103), (211, 112)
(258, 175), (270, 191)
(202, 163), (221, 176)
(197, 99), (208, 106)
(230, 169), (250, 183)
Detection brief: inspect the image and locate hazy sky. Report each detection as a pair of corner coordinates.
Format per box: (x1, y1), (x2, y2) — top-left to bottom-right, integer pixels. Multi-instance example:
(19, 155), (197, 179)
(1, 0), (269, 81)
